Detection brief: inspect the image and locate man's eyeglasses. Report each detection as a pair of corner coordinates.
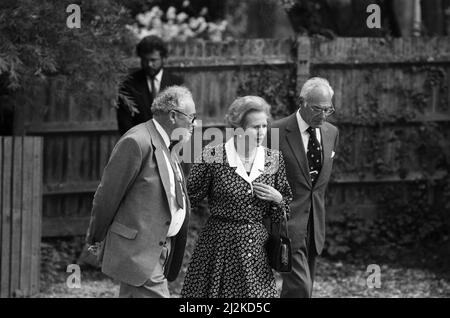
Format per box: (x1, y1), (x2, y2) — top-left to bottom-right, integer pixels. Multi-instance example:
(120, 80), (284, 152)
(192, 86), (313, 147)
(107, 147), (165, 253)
(171, 109), (197, 123)
(307, 103), (335, 116)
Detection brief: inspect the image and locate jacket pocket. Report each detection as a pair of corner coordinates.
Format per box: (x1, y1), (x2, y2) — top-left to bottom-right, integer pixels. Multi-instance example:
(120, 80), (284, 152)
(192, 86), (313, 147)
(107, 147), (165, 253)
(109, 221), (138, 240)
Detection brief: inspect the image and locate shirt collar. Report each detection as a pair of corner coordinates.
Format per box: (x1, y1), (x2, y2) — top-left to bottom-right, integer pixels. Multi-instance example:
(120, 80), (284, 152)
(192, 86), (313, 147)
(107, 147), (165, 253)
(152, 118), (170, 148)
(150, 69), (163, 83)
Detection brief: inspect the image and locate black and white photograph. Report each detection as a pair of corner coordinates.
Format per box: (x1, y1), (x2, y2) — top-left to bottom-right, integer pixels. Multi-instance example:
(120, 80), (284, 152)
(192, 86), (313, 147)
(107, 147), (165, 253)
(0, 0), (450, 304)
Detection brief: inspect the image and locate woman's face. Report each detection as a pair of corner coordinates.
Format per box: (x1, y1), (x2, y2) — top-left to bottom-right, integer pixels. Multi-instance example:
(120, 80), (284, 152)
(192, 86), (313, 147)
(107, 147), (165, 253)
(243, 111), (268, 147)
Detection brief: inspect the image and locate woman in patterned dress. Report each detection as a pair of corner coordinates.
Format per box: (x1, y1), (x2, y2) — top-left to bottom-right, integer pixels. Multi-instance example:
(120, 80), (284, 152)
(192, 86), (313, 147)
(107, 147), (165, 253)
(181, 96), (293, 298)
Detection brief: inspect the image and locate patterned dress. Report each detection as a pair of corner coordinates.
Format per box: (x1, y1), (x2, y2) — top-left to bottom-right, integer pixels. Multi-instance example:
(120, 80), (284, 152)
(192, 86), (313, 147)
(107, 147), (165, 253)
(181, 142), (293, 298)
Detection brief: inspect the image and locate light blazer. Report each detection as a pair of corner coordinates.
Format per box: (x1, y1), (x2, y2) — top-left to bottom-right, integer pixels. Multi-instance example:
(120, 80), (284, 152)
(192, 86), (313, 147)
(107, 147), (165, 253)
(86, 120), (190, 286)
(271, 113), (339, 254)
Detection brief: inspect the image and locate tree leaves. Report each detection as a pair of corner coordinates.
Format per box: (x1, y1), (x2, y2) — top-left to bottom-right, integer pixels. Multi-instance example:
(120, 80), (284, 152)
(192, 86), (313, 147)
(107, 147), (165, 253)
(0, 0), (135, 113)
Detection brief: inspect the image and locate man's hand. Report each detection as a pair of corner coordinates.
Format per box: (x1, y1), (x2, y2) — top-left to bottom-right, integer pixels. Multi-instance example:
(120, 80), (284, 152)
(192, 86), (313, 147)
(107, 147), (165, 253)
(87, 242), (103, 256)
(127, 104), (140, 117)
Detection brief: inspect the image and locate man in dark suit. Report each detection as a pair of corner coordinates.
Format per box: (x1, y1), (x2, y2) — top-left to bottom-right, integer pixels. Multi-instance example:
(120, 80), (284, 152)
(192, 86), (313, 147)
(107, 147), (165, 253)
(271, 77), (339, 298)
(117, 35), (183, 136)
(86, 86), (197, 298)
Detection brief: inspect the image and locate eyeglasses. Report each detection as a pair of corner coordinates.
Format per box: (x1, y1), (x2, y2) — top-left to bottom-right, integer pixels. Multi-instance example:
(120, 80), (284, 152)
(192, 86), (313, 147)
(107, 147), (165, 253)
(171, 109), (197, 123)
(307, 103), (335, 116)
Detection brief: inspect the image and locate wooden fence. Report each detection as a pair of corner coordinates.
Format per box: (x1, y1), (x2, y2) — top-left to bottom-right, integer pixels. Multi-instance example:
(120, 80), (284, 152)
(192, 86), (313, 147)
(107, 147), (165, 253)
(1, 137), (42, 297)
(297, 37), (450, 219)
(14, 37), (450, 236)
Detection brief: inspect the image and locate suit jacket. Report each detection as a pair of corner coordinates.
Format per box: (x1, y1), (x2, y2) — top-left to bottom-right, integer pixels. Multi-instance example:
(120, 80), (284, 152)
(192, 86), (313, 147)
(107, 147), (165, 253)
(271, 113), (339, 255)
(116, 69), (183, 135)
(86, 120), (190, 286)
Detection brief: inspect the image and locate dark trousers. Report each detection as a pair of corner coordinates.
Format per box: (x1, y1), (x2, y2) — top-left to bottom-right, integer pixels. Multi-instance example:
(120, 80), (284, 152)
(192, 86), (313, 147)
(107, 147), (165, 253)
(280, 214), (317, 298)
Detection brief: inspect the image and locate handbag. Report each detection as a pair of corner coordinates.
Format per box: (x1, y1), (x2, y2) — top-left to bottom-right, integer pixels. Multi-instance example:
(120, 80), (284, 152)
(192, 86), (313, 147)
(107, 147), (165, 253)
(266, 210), (292, 272)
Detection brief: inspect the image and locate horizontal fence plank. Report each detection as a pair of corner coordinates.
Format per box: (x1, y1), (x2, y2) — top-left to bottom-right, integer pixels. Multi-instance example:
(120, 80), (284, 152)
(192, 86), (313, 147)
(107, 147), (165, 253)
(310, 37), (450, 65)
(168, 58), (294, 68)
(330, 114), (450, 126)
(25, 121), (118, 134)
(121, 39), (296, 69)
(42, 217), (90, 237)
(22, 113), (450, 135)
(40, 170), (447, 197)
(25, 121), (228, 134)
(44, 181), (99, 195)
(330, 170), (447, 184)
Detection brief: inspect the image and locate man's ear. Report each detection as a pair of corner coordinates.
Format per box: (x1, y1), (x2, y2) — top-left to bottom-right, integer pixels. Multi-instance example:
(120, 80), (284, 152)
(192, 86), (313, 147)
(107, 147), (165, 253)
(168, 110), (177, 124)
(298, 96), (305, 108)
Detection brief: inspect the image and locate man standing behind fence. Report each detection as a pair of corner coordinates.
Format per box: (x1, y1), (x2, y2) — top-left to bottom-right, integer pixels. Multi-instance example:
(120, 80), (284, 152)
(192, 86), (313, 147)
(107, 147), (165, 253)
(86, 86), (197, 298)
(271, 77), (339, 298)
(116, 35), (183, 136)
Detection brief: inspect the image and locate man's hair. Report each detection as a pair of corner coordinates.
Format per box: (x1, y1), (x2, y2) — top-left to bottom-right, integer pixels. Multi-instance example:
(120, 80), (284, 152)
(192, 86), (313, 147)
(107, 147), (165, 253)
(136, 35), (168, 58)
(151, 86), (193, 115)
(300, 77), (334, 102)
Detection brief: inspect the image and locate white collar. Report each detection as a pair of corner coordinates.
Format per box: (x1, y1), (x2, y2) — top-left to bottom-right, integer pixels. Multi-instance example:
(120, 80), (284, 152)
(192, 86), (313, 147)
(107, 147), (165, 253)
(225, 138), (265, 188)
(149, 69), (163, 83)
(152, 118), (170, 148)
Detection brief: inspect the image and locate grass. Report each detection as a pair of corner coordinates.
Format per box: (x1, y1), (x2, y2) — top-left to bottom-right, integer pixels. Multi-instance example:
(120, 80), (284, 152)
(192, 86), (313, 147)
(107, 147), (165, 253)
(36, 255), (450, 298)
(35, 211), (450, 298)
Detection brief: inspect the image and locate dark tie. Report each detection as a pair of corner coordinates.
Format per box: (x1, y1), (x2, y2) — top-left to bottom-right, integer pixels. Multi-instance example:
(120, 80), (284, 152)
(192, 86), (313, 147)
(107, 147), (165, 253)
(150, 76), (157, 99)
(306, 126), (322, 185)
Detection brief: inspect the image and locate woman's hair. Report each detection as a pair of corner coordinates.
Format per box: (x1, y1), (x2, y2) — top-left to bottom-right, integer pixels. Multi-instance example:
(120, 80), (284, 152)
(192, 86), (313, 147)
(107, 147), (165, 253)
(225, 96), (271, 129)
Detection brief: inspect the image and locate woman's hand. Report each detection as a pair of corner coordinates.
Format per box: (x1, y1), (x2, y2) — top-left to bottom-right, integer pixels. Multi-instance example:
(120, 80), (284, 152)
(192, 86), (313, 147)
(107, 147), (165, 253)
(253, 182), (283, 204)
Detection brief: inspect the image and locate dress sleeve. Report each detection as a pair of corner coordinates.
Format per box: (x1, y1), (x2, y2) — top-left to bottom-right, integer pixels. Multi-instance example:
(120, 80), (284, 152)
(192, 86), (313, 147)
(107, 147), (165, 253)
(270, 151), (293, 223)
(187, 147), (214, 209)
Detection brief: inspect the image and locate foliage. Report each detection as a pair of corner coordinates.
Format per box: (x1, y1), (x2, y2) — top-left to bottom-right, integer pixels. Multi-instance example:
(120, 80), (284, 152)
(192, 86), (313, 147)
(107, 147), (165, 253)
(0, 0), (135, 115)
(126, 3), (229, 42)
(235, 66), (298, 120)
(325, 181), (450, 263)
(323, 65), (450, 262)
(40, 237), (86, 287)
(36, 248), (450, 297)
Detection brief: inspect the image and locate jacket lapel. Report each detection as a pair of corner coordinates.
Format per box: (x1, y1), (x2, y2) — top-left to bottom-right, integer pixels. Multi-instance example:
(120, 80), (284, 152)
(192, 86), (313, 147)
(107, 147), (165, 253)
(160, 71), (169, 91)
(285, 114), (312, 187)
(248, 146), (265, 182)
(315, 124), (333, 187)
(134, 70), (152, 118)
(224, 138), (265, 191)
(145, 121), (172, 208)
(225, 138), (250, 184)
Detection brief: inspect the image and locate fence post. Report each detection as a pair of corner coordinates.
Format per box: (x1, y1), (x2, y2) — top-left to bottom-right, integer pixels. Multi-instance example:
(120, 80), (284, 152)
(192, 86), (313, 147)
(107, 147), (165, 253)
(0, 136), (42, 298)
(296, 36), (312, 94)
